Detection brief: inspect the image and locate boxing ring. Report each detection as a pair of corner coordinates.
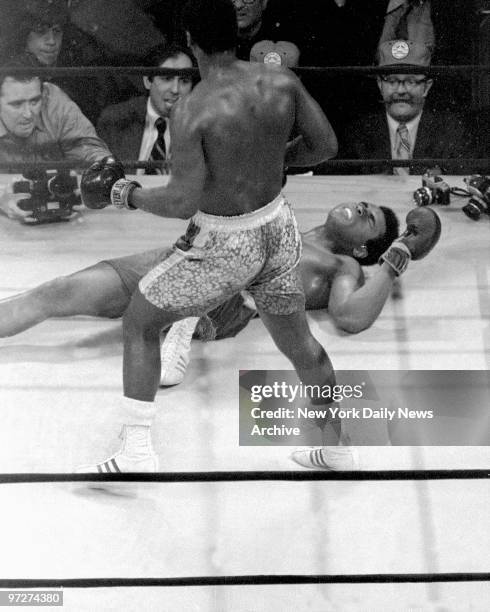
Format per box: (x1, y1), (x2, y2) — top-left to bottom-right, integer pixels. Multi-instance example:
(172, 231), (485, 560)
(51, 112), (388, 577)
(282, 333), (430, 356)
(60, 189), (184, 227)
(0, 43), (487, 612)
(0, 170), (488, 610)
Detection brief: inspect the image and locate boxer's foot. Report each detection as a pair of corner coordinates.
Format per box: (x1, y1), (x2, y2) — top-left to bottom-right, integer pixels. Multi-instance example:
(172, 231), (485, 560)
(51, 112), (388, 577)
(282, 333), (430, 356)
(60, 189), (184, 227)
(76, 451), (158, 474)
(77, 426), (158, 473)
(291, 446), (360, 471)
(160, 318), (198, 386)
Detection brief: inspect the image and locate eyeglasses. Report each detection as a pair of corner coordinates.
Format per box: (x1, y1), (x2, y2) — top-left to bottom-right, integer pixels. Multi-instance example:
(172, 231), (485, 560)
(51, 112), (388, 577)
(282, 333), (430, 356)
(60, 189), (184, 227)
(231, 0), (257, 5)
(380, 76), (427, 89)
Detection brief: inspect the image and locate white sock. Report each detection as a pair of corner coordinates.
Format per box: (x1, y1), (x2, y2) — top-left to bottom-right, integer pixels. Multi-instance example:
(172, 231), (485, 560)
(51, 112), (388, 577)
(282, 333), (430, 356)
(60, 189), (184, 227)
(121, 396), (158, 426)
(120, 397), (158, 457)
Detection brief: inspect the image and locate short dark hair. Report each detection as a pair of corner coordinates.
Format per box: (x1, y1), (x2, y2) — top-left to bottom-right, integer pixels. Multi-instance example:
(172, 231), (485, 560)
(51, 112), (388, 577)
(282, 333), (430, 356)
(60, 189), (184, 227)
(6, 2), (68, 58)
(144, 43), (196, 83)
(20, 0), (70, 30)
(357, 206), (400, 266)
(0, 60), (42, 93)
(182, 0), (238, 55)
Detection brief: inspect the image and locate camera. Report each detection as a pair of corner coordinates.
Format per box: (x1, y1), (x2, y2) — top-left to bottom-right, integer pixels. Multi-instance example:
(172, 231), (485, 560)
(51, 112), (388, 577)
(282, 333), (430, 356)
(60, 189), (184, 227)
(461, 175), (490, 221)
(413, 173), (451, 207)
(13, 170), (80, 224)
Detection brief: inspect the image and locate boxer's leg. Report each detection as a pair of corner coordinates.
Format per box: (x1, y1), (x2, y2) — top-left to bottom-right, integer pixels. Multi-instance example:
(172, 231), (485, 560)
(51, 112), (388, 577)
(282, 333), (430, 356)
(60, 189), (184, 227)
(258, 308), (359, 470)
(0, 262), (129, 337)
(258, 308), (335, 390)
(77, 286), (180, 474)
(123, 288), (182, 400)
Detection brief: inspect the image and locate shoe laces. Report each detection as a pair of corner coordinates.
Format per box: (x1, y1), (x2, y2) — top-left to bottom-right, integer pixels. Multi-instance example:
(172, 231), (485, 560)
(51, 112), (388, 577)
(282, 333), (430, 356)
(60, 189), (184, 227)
(161, 319), (195, 366)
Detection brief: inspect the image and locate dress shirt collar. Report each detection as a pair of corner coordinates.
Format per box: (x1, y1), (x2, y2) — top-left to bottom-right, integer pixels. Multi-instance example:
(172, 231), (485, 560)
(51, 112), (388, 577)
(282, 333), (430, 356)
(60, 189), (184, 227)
(146, 98), (166, 130)
(387, 111), (422, 139)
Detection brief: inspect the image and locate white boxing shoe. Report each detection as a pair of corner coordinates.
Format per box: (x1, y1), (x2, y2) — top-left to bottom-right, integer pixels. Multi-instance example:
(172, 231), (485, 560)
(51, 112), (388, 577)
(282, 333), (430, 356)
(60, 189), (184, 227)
(291, 446), (360, 471)
(159, 318), (199, 386)
(76, 426), (158, 474)
(76, 451), (158, 474)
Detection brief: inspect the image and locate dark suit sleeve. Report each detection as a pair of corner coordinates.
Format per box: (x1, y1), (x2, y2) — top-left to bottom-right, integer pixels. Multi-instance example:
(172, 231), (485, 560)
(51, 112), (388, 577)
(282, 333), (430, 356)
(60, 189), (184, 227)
(415, 111), (480, 174)
(96, 109), (116, 151)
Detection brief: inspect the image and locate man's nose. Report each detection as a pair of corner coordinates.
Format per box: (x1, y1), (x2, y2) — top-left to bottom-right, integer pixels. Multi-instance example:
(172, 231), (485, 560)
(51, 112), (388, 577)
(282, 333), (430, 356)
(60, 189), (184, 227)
(394, 80), (409, 92)
(171, 78), (182, 93)
(21, 103), (33, 119)
(45, 31), (56, 45)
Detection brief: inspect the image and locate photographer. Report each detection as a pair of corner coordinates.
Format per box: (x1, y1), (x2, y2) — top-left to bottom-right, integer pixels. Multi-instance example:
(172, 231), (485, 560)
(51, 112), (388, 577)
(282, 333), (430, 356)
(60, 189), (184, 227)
(0, 60), (111, 221)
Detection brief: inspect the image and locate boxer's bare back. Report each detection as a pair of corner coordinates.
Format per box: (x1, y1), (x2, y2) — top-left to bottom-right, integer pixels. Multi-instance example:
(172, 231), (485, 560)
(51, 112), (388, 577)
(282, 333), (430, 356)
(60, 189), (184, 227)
(132, 58), (336, 218)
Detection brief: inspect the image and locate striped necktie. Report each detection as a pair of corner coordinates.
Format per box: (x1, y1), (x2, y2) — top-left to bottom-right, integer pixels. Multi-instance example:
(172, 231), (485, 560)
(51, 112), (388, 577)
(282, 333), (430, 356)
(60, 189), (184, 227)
(147, 117), (167, 175)
(394, 122), (411, 175)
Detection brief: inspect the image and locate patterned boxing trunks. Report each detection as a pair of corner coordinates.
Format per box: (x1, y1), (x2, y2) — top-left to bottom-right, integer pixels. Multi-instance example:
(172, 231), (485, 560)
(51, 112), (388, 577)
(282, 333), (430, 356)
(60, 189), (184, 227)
(103, 251), (256, 340)
(139, 193), (305, 317)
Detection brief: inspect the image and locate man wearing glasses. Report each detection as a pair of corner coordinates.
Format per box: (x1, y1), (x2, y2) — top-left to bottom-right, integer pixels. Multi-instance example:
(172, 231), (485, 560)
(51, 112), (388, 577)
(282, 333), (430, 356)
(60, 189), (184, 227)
(231, 0), (300, 64)
(320, 39), (476, 175)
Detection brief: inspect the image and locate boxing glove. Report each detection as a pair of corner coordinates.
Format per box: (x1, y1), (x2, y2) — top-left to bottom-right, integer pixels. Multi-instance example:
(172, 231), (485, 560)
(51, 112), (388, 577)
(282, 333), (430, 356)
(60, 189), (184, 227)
(81, 156), (141, 210)
(379, 207), (441, 276)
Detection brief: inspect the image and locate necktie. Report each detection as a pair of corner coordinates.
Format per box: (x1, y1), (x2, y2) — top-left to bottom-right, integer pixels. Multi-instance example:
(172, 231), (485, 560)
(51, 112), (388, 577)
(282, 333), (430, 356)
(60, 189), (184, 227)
(394, 123), (411, 175)
(147, 117), (167, 175)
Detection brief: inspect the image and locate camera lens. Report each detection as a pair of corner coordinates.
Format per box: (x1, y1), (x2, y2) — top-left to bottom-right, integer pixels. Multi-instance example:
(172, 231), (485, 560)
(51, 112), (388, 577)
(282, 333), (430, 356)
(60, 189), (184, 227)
(48, 173), (77, 198)
(413, 186), (432, 207)
(462, 197), (485, 221)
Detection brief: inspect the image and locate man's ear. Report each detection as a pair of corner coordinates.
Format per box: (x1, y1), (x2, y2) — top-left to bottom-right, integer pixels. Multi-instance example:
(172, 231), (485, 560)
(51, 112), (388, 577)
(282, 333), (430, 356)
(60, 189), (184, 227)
(143, 76), (151, 91)
(353, 245), (368, 259)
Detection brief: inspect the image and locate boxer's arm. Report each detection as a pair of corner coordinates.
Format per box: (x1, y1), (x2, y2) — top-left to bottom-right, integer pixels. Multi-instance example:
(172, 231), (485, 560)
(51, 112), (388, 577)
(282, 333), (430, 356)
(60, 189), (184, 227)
(130, 103), (205, 219)
(285, 75), (337, 167)
(327, 264), (397, 334)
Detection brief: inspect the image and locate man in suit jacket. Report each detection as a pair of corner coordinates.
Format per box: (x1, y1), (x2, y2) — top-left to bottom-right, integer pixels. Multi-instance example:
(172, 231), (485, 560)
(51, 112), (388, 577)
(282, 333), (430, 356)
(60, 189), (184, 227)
(97, 43), (194, 173)
(316, 39), (476, 175)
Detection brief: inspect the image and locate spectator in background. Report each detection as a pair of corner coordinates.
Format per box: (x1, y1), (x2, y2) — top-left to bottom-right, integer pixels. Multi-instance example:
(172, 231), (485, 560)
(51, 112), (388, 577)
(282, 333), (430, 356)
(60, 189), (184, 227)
(234, 0), (270, 59)
(0, 61), (111, 219)
(226, 0), (304, 63)
(3, 0), (117, 124)
(318, 40), (476, 175)
(96, 44), (195, 174)
(379, 1), (434, 50)
(1, 0), (169, 124)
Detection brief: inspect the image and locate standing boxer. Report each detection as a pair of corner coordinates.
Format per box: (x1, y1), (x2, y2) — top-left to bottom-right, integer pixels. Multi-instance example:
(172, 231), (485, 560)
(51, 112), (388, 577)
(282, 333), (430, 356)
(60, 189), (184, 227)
(79, 0), (340, 473)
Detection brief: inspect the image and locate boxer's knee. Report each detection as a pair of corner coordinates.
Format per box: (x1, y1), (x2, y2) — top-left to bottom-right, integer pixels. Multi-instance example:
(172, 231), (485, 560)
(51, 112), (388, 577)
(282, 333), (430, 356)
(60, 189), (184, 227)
(284, 333), (325, 370)
(122, 290), (169, 341)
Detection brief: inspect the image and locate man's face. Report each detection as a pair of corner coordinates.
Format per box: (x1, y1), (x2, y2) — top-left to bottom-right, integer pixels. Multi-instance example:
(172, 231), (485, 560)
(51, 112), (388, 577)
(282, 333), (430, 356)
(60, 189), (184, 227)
(0, 78), (43, 138)
(143, 53), (193, 119)
(232, 0), (267, 36)
(377, 73), (433, 122)
(325, 202), (387, 254)
(26, 23), (63, 66)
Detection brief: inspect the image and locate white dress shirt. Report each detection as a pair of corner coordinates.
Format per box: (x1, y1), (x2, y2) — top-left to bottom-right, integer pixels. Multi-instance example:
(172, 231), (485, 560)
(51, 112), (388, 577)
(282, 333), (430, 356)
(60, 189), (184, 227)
(137, 99), (171, 175)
